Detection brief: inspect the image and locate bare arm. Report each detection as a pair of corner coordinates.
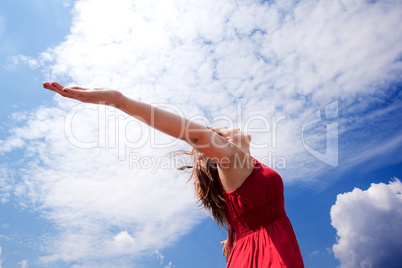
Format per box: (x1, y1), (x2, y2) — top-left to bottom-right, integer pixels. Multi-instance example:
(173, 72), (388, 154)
(116, 95), (213, 146)
(115, 95), (241, 162)
(43, 82), (245, 166)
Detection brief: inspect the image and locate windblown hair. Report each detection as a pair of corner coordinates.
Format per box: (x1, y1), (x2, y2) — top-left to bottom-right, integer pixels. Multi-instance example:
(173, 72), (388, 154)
(177, 147), (227, 229)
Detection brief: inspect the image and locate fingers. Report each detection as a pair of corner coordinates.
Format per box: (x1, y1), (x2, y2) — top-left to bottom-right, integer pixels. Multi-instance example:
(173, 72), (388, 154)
(51, 81), (65, 91)
(43, 81), (76, 99)
(43, 81), (61, 94)
(43, 81), (63, 93)
(43, 81), (78, 94)
(43, 82), (57, 92)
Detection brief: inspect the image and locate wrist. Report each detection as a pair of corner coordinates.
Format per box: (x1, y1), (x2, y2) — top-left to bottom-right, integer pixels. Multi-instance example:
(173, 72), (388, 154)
(113, 91), (126, 110)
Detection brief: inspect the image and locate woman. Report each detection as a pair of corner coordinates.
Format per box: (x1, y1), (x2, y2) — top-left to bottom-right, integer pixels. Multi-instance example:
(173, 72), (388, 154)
(43, 81), (304, 267)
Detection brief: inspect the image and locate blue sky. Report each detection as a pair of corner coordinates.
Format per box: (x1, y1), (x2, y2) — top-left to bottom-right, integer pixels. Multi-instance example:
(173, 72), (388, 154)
(1, 0), (402, 267)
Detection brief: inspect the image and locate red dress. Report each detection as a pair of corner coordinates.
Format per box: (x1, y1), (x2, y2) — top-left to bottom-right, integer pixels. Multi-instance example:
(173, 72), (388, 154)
(223, 157), (304, 268)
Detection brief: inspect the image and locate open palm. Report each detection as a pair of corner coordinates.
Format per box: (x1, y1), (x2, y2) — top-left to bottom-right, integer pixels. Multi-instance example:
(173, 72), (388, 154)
(43, 81), (122, 106)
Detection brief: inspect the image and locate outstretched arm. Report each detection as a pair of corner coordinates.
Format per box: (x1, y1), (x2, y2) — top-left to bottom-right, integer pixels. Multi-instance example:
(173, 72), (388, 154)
(43, 82), (245, 166)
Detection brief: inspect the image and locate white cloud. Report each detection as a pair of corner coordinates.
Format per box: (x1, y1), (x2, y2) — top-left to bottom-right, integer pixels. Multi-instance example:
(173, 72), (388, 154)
(10, 55), (39, 69)
(309, 250), (319, 259)
(4, 52), (54, 71)
(2, 104), (201, 266)
(165, 261), (174, 268)
(19, 260), (27, 268)
(1, 0), (402, 266)
(155, 249), (165, 264)
(344, 134), (402, 168)
(63, 0), (72, 8)
(111, 231), (135, 254)
(331, 179), (402, 268)
(41, 0), (402, 177)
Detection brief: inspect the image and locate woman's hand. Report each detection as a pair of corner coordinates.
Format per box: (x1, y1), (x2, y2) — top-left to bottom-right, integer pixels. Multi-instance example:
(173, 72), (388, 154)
(43, 81), (123, 107)
(220, 239), (230, 262)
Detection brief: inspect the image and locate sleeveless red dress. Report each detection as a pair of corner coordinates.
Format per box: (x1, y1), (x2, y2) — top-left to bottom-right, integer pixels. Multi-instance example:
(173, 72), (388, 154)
(222, 157), (304, 267)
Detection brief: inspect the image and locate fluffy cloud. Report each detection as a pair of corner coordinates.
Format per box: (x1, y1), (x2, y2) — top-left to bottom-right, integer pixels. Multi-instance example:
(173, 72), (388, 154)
(1, 0), (402, 266)
(43, 0), (402, 175)
(331, 179), (402, 268)
(3, 105), (201, 266)
(29, 0), (402, 178)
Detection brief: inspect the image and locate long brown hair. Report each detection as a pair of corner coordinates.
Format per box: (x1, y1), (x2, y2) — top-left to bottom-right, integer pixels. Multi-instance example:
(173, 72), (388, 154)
(177, 147), (227, 229)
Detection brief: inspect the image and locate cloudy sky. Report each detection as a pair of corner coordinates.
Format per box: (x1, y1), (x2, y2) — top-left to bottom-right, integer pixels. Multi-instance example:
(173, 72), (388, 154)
(0, 0), (402, 267)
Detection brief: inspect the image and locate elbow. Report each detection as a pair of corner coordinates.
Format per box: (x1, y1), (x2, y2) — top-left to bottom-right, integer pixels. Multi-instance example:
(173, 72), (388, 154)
(186, 128), (212, 148)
